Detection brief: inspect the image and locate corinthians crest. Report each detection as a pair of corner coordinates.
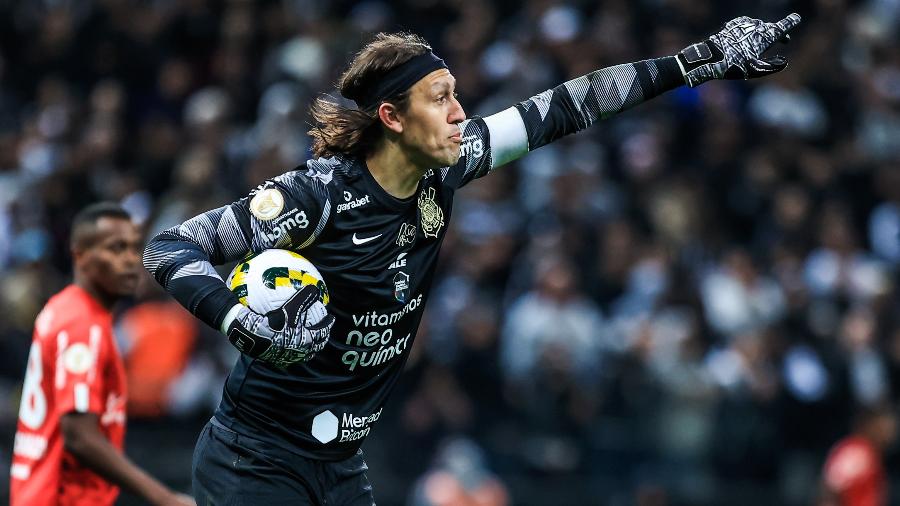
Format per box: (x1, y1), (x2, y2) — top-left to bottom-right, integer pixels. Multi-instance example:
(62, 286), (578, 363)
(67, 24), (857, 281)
(417, 187), (444, 238)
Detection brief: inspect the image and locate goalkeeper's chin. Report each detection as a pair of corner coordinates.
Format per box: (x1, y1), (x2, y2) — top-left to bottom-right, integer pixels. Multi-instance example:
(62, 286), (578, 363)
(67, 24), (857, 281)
(426, 143), (462, 170)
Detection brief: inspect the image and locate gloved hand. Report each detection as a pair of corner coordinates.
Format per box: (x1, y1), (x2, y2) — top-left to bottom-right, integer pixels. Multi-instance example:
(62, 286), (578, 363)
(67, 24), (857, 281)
(677, 13), (802, 87)
(226, 285), (335, 367)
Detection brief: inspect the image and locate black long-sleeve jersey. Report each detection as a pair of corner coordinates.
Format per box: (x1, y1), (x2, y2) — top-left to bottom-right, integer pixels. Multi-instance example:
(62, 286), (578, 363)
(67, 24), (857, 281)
(144, 57), (684, 460)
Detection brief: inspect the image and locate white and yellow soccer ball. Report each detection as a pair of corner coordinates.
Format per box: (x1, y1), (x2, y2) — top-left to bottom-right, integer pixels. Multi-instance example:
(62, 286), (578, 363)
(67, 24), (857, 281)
(226, 249), (330, 315)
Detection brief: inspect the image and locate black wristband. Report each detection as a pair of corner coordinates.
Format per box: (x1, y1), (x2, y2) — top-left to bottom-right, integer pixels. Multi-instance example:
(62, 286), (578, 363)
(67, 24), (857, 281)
(676, 41), (724, 71)
(227, 323), (272, 357)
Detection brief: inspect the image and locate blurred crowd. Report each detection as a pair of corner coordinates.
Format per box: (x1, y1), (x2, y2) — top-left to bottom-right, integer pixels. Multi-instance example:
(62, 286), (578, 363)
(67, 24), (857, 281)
(0, 0), (899, 504)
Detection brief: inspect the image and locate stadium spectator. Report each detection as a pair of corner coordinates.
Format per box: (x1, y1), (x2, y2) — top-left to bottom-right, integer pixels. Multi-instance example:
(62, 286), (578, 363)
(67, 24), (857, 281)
(820, 403), (897, 506)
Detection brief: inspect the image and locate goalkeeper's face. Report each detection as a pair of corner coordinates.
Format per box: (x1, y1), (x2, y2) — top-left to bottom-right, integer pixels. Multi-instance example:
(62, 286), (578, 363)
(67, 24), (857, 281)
(78, 217), (143, 298)
(396, 69), (467, 169)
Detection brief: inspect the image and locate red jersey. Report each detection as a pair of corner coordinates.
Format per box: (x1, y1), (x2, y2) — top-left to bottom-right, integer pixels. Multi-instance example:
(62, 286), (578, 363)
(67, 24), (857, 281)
(10, 285), (128, 506)
(823, 435), (887, 506)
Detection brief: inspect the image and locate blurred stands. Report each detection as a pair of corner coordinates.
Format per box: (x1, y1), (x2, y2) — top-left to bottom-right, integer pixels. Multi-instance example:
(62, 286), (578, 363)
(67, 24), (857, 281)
(0, 0), (898, 504)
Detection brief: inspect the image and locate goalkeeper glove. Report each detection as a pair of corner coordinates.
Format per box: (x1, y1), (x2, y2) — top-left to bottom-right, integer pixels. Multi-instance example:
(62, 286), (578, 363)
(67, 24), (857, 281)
(677, 13), (802, 87)
(224, 285), (335, 368)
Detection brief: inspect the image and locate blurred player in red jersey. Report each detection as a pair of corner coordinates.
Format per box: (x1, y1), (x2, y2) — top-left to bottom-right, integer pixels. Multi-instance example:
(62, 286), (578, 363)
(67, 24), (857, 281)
(820, 403), (898, 506)
(9, 202), (194, 506)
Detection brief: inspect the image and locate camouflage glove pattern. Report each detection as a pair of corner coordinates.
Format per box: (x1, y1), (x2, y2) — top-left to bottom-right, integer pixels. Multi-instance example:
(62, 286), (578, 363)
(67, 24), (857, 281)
(677, 13), (802, 87)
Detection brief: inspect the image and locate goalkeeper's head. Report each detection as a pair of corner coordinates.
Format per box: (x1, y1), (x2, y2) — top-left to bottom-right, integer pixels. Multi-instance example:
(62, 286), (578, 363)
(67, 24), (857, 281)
(70, 202), (142, 306)
(308, 32), (466, 170)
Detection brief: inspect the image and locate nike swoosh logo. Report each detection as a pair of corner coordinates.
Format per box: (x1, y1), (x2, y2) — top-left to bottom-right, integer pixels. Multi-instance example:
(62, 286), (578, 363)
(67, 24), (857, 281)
(352, 233), (382, 245)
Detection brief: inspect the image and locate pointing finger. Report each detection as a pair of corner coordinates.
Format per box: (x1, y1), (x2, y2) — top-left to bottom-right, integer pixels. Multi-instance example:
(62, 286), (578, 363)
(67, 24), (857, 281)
(772, 12), (802, 37)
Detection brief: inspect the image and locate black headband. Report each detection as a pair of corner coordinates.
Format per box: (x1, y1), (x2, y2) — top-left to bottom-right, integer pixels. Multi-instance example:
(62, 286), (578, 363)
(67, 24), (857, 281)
(357, 51), (448, 110)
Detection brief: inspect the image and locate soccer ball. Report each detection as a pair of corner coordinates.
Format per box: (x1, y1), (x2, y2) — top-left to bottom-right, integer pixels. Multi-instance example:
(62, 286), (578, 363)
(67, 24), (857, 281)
(226, 249), (330, 314)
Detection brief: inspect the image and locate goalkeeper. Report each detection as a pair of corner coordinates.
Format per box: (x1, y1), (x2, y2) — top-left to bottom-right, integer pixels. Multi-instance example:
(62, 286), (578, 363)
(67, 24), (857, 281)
(144, 13), (802, 506)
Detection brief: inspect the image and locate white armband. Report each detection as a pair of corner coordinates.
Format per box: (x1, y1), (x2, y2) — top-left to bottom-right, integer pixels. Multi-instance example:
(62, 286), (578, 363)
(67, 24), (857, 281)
(483, 107), (529, 168)
(220, 303), (245, 334)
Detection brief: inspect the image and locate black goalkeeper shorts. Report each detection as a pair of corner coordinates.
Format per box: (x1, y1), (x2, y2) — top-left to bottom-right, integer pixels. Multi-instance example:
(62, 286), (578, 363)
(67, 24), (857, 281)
(191, 417), (375, 505)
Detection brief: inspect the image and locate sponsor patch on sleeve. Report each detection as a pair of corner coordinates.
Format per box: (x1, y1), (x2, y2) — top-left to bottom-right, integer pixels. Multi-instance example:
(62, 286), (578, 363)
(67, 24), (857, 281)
(250, 187), (285, 221)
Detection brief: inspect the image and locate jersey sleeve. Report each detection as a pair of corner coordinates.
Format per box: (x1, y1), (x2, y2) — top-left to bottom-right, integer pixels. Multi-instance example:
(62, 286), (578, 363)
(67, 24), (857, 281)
(143, 165), (332, 330)
(441, 116), (497, 189)
(446, 56), (685, 189)
(53, 320), (108, 417)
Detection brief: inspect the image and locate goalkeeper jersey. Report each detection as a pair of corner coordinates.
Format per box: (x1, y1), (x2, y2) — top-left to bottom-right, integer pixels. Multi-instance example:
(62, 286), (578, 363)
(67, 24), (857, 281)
(143, 56), (684, 460)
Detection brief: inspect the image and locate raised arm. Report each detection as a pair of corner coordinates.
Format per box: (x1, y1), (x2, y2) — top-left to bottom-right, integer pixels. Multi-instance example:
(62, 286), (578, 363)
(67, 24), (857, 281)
(451, 13), (802, 186)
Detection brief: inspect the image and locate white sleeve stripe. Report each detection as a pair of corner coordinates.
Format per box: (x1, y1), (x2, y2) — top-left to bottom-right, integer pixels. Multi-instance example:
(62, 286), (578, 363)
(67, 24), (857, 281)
(10, 463), (30, 480)
(88, 326), (101, 383)
(218, 206), (250, 257)
(55, 331), (68, 389)
(483, 107), (529, 168)
(74, 383), (89, 412)
(171, 260), (224, 281)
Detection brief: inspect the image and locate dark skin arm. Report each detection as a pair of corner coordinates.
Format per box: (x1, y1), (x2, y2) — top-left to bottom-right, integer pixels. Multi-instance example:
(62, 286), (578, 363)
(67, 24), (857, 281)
(60, 412), (195, 506)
